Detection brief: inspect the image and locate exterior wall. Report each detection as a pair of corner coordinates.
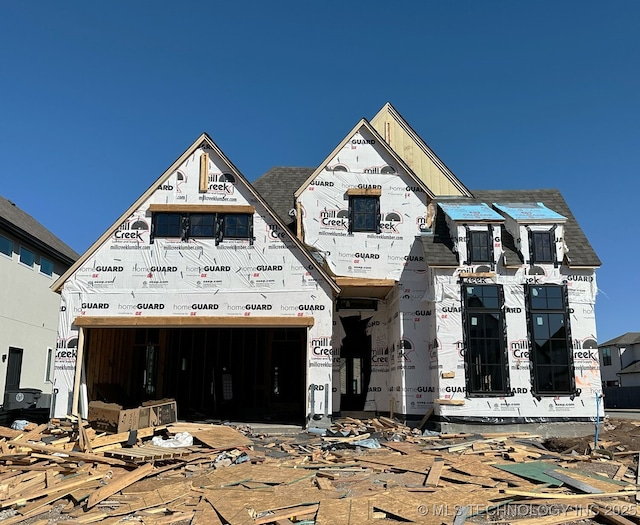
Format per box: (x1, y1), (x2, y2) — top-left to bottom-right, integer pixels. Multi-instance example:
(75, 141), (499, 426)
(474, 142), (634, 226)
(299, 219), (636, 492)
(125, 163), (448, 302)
(53, 146), (334, 419)
(298, 129), (429, 280)
(430, 261), (601, 421)
(297, 127), (435, 416)
(0, 228), (66, 398)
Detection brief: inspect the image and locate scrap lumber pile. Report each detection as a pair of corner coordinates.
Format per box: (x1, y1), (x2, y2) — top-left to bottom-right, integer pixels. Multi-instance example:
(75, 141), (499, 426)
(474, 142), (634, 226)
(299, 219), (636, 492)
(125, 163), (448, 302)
(1, 416), (640, 524)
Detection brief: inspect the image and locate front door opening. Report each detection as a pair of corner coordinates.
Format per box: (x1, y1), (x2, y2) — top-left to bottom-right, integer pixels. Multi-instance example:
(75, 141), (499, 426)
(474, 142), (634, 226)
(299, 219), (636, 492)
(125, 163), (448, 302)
(339, 316), (371, 411)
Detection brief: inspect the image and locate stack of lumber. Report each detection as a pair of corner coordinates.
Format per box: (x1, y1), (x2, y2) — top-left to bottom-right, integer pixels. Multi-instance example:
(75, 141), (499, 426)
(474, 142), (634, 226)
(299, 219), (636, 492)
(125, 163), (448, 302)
(0, 416), (639, 524)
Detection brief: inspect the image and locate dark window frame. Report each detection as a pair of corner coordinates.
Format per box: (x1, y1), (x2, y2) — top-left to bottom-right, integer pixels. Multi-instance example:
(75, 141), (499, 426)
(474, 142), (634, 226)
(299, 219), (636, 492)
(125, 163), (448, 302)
(530, 228), (556, 264)
(526, 284), (577, 397)
(601, 347), (612, 367)
(151, 212), (253, 245)
(466, 227), (493, 264)
(462, 284), (510, 396)
(348, 195), (381, 234)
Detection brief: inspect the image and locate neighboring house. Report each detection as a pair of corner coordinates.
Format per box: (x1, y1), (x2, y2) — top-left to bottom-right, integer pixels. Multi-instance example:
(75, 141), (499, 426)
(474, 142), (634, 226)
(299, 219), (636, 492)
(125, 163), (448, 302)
(52, 104), (603, 425)
(598, 333), (640, 387)
(0, 196), (78, 412)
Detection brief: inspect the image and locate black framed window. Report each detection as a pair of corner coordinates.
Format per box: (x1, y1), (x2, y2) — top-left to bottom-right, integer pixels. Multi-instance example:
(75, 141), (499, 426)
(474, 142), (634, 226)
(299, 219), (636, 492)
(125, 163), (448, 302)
(221, 214), (251, 239)
(531, 231), (554, 263)
(153, 213), (182, 238)
(190, 214), (216, 237)
(152, 212), (252, 244)
(348, 196), (380, 233)
(462, 284), (509, 395)
(601, 347), (612, 366)
(468, 230), (492, 263)
(526, 285), (575, 395)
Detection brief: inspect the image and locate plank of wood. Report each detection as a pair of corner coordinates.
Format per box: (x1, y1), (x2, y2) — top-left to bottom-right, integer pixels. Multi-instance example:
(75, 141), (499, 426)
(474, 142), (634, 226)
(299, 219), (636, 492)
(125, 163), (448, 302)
(502, 489), (638, 499)
(637, 453), (640, 503)
(9, 441), (128, 466)
(592, 504), (637, 525)
(254, 503), (319, 524)
(90, 427), (156, 448)
(0, 473), (105, 508)
(426, 458), (444, 487)
(12, 423), (48, 443)
(435, 398), (465, 405)
(544, 469), (604, 494)
(192, 425), (252, 450)
(613, 465), (628, 481)
(498, 510), (596, 525)
(87, 462), (154, 508)
(417, 408), (435, 430)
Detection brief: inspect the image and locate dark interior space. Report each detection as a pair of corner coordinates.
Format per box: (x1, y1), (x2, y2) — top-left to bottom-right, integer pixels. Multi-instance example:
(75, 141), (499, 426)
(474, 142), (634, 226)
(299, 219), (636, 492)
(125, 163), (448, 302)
(85, 326), (306, 424)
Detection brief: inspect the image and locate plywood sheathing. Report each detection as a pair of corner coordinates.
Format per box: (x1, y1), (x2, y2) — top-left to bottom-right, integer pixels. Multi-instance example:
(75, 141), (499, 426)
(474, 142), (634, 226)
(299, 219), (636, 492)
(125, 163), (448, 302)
(0, 417), (640, 524)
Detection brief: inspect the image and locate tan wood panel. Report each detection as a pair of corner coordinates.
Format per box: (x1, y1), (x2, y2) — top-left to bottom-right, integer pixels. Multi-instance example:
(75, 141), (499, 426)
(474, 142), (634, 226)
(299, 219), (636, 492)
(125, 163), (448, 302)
(148, 203), (255, 214)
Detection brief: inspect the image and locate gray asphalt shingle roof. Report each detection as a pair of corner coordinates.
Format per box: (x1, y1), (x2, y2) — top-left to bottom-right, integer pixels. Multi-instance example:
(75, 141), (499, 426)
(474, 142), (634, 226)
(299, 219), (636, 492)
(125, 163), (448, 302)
(599, 332), (640, 347)
(253, 171), (600, 270)
(421, 189), (600, 268)
(0, 195), (79, 264)
(252, 167), (314, 229)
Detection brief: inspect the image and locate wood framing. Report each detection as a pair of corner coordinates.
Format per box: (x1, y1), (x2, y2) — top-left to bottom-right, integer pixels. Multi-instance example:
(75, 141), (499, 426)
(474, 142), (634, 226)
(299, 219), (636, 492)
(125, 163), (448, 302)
(147, 204), (255, 214)
(346, 188), (382, 196)
(199, 151), (208, 192)
(73, 316), (315, 328)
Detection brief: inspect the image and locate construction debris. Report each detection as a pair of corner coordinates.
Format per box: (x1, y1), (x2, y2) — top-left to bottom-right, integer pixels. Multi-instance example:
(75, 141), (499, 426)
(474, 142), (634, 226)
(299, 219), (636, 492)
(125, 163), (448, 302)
(0, 417), (639, 524)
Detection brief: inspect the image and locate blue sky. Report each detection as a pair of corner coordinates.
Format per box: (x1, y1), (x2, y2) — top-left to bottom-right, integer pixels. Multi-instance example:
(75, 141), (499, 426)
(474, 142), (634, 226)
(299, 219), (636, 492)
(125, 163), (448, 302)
(1, 2), (638, 343)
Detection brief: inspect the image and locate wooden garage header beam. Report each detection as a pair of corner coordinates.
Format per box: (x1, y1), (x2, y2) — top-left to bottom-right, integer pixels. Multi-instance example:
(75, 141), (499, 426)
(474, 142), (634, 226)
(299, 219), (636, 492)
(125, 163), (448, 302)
(147, 204), (255, 214)
(73, 316), (314, 328)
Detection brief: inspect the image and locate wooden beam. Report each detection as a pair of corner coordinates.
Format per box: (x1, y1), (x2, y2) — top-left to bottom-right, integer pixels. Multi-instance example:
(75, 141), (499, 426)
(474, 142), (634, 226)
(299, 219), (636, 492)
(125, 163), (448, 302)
(459, 272), (496, 278)
(87, 463), (154, 509)
(73, 316), (314, 328)
(199, 152), (208, 192)
(435, 399), (465, 405)
(334, 277), (396, 288)
(346, 187), (382, 196)
(147, 204), (255, 214)
(72, 327), (85, 417)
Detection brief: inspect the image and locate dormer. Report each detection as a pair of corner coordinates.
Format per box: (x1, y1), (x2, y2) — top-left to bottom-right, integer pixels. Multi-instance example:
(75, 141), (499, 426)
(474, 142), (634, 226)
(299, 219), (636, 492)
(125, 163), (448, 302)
(492, 202), (567, 267)
(438, 202), (504, 269)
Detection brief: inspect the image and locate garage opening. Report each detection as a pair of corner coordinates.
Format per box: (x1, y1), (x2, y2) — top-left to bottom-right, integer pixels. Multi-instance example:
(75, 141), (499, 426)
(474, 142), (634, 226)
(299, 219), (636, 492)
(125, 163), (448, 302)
(84, 327), (306, 424)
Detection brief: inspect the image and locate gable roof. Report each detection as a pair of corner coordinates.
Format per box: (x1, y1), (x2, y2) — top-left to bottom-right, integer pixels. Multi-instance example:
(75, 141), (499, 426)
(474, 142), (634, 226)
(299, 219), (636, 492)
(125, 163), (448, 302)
(0, 194), (79, 265)
(293, 119), (435, 199)
(371, 103), (472, 197)
(420, 189), (600, 268)
(599, 332), (640, 347)
(52, 134), (339, 294)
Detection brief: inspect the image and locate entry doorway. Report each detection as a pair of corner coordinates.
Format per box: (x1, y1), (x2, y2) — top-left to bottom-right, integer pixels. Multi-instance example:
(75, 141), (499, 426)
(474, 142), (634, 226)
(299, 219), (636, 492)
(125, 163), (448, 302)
(339, 316), (371, 410)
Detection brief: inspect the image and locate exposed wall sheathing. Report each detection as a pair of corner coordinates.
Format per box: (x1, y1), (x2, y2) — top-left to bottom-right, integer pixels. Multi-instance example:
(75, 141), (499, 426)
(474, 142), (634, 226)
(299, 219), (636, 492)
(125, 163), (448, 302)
(54, 145), (335, 419)
(297, 127), (436, 418)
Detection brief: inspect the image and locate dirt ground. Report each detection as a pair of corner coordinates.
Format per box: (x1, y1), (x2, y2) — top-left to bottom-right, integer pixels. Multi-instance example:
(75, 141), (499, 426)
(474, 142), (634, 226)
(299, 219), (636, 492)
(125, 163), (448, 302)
(544, 418), (640, 455)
